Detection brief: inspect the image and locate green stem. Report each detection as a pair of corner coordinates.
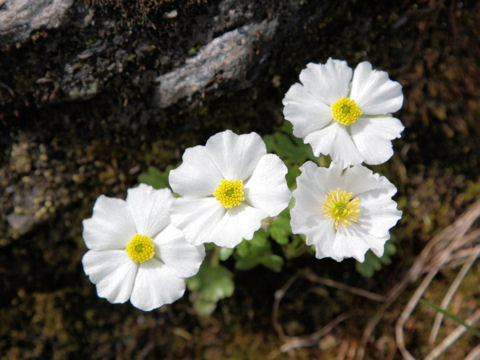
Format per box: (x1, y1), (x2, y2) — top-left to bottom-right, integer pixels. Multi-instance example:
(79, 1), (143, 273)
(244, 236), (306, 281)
(211, 246), (221, 266)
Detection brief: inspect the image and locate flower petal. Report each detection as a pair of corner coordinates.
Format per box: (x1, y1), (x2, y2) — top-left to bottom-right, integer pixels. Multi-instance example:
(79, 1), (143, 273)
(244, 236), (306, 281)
(329, 226), (373, 262)
(83, 195), (137, 251)
(82, 250), (138, 304)
(205, 130), (266, 180)
(169, 145), (223, 197)
(130, 258), (185, 311)
(282, 83), (333, 138)
(350, 61), (403, 114)
(358, 197), (402, 239)
(341, 164), (398, 198)
(208, 204), (267, 248)
(304, 122), (364, 166)
(299, 58), (352, 105)
(350, 116), (404, 165)
(290, 163), (334, 234)
(244, 154), (291, 216)
(126, 184), (174, 238)
(170, 197), (226, 245)
(154, 224), (205, 278)
(291, 162), (401, 262)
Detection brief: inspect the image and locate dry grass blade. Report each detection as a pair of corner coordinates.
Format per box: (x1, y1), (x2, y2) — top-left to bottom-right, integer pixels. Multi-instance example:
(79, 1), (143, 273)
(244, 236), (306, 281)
(356, 201), (480, 360)
(465, 344), (480, 360)
(424, 310), (480, 360)
(396, 201), (480, 359)
(428, 249), (480, 344)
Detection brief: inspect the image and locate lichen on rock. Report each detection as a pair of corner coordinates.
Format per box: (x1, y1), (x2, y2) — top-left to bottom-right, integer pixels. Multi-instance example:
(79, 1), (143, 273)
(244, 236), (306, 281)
(154, 19), (278, 108)
(0, 0), (74, 43)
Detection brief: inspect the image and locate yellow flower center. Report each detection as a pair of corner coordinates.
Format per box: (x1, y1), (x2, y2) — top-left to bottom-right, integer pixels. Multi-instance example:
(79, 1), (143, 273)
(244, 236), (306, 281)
(331, 96), (362, 126)
(323, 188), (361, 230)
(213, 179), (245, 209)
(125, 234), (155, 263)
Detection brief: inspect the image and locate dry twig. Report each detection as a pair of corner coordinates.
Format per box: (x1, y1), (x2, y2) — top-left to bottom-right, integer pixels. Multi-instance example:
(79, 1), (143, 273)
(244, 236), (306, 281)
(356, 201), (480, 359)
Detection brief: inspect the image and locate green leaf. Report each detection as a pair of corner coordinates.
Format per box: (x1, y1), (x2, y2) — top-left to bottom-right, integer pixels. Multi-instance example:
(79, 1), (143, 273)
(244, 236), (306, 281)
(356, 240), (397, 277)
(420, 299), (480, 338)
(138, 166), (172, 189)
(285, 165), (300, 188)
(250, 229), (268, 247)
(275, 133), (310, 163)
(356, 251), (382, 278)
(186, 262), (234, 304)
(192, 298), (217, 316)
(236, 240), (250, 258)
(261, 255), (284, 272)
(234, 257), (259, 271)
(219, 247), (234, 261)
(263, 135), (275, 153)
(268, 210), (291, 245)
(270, 226), (288, 245)
(233, 230), (284, 272)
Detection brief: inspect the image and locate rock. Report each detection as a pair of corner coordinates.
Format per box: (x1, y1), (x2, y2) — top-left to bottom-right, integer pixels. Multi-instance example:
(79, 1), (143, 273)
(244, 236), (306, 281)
(154, 19), (278, 108)
(0, 0), (73, 43)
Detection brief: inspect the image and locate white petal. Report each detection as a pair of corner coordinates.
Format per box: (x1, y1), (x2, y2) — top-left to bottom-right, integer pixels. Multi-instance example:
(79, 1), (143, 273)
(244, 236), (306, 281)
(291, 164), (330, 234)
(299, 58), (352, 105)
(342, 164), (398, 198)
(244, 154), (291, 216)
(304, 122), (364, 166)
(282, 83), (333, 138)
(329, 226), (373, 262)
(83, 195), (137, 251)
(350, 116), (404, 165)
(358, 197), (402, 239)
(350, 61), (403, 114)
(169, 145), (223, 197)
(208, 204), (267, 248)
(154, 224), (205, 278)
(170, 197), (226, 245)
(130, 259), (185, 311)
(82, 250), (137, 304)
(205, 130), (266, 180)
(126, 184), (174, 238)
(290, 162), (344, 234)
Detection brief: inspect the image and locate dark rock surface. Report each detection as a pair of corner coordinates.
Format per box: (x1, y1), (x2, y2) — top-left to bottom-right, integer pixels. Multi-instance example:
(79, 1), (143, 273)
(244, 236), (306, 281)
(1, 0), (480, 358)
(1, 0), (332, 239)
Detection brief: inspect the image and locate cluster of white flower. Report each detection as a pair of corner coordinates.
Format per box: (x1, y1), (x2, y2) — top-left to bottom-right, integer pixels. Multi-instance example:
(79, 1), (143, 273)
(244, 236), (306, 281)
(82, 58), (403, 311)
(284, 58), (403, 262)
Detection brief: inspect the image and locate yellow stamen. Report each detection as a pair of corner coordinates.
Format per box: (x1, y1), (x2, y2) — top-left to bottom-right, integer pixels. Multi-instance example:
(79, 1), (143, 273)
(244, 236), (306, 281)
(331, 96), (362, 126)
(213, 179), (245, 209)
(323, 188), (361, 230)
(126, 234), (155, 263)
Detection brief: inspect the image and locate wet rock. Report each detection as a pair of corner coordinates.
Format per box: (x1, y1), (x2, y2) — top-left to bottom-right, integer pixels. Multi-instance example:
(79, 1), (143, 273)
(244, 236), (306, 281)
(0, 0), (73, 43)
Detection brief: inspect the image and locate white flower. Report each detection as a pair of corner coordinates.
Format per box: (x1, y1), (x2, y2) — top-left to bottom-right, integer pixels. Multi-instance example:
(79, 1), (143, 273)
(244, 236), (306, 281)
(169, 130), (291, 248)
(82, 184), (205, 311)
(290, 161), (402, 262)
(282, 58), (404, 167)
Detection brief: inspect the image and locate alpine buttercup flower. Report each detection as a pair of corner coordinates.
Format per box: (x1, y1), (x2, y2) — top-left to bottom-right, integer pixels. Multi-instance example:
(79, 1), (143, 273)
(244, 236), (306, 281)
(169, 130), (291, 248)
(82, 184), (205, 311)
(290, 161), (402, 262)
(283, 58), (404, 167)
